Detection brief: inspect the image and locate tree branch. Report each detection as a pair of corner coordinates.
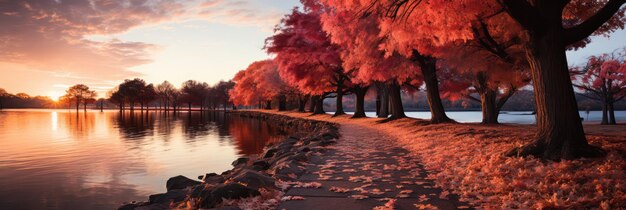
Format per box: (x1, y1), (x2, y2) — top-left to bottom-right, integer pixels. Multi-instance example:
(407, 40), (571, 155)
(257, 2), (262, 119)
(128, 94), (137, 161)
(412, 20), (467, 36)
(499, 0), (540, 30)
(564, 0), (626, 45)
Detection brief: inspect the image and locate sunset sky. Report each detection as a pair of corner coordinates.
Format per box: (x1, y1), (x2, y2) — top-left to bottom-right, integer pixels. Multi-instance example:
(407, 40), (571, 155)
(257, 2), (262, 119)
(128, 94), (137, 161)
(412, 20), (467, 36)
(0, 0), (624, 100)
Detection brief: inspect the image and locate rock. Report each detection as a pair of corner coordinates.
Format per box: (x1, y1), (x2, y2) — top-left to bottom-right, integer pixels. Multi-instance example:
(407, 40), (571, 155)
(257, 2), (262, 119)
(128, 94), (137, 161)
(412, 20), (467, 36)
(291, 153), (308, 162)
(199, 173), (217, 180)
(210, 207), (243, 210)
(149, 189), (186, 204)
(262, 148), (278, 158)
(189, 184), (213, 199)
(231, 157), (249, 167)
(134, 203), (170, 210)
(231, 169), (277, 190)
(271, 160), (305, 180)
(202, 173), (224, 184)
(166, 175), (201, 191)
(252, 160), (271, 171)
(199, 183), (261, 208)
(318, 139), (337, 146)
(117, 202), (149, 210)
(276, 142), (294, 151)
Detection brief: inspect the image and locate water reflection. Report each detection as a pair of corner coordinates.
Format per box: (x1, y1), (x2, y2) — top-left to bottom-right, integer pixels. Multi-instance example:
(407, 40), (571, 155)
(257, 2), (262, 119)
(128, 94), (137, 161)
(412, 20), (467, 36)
(0, 110), (289, 210)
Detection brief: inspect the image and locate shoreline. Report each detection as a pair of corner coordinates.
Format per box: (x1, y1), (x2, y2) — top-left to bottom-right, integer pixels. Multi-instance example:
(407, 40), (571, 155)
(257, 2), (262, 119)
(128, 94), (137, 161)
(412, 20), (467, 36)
(118, 111), (340, 210)
(254, 110), (625, 209)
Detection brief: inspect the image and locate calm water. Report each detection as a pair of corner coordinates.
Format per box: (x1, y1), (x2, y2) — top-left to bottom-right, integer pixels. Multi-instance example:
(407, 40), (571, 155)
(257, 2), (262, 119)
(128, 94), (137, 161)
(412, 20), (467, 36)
(345, 110), (626, 124)
(0, 109), (290, 210)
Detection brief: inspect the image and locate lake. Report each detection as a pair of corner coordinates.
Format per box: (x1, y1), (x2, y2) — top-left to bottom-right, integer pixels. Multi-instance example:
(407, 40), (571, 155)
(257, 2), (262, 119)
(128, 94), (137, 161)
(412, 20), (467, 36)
(0, 109), (291, 210)
(0, 109), (624, 209)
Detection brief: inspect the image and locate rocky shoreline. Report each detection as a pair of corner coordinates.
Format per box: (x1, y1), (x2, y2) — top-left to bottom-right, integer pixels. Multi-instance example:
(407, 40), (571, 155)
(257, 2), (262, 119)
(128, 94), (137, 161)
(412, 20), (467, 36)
(118, 111), (339, 210)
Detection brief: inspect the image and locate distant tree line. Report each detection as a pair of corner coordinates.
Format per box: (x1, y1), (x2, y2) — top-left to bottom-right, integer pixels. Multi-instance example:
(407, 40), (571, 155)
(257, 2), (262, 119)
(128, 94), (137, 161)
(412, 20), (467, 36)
(107, 78), (235, 112)
(0, 88), (55, 109)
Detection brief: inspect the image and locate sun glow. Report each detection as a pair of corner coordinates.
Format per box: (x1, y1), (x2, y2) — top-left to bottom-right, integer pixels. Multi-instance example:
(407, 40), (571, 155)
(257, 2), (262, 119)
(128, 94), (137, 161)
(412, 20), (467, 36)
(48, 91), (64, 102)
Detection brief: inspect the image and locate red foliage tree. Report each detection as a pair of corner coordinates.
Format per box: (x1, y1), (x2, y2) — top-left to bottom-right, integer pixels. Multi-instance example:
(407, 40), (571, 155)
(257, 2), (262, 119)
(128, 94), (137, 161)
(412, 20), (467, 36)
(230, 60), (292, 110)
(265, 1), (351, 116)
(571, 51), (626, 125)
(320, 4), (421, 119)
(346, 0), (626, 159)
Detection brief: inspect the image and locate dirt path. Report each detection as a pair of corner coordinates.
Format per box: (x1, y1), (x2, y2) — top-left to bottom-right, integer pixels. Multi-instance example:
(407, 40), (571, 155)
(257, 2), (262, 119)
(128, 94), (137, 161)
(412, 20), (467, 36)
(277, 123), (471, 210)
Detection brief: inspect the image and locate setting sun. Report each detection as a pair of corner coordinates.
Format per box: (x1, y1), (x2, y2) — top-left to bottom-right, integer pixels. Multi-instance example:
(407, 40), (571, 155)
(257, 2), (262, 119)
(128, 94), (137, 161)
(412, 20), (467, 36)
(47, 91), (63, 102)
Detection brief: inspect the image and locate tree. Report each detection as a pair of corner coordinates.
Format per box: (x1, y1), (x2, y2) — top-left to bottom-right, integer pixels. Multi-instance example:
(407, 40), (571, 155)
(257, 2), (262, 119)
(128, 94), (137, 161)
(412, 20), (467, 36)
(346, 0), (626, 159)
(156, 81), (178, 111)
(96, 98), (105, 112)
(138, 83), (156, 111)
(230, 60), (292, 110)
(265, 1), (349, 115)
(0, 88), (7, 110)
(65, 84), (96, 112)
(118, 78), (148, 111)
(320, 4), (422, 119)
(107, 87), (125, 111)
(571, 52), (626, 125)
(437, 30), (531, 124)
(213, 80), (236, 110)
(181, 80), (209, 111)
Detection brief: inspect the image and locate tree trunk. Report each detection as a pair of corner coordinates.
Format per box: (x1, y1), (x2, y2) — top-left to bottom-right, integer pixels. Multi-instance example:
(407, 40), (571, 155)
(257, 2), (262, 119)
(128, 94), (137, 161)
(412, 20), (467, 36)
(265, 100), (272, 110)
(415, 54), (453, 124)
(309, 95), (319, 113)
(388, 82), (406, 119)
(506, 28), (605, 160)
(298, 95), (309, 112)
(313, 95), (325, 115)
(333, 88), (345, 117)
(377, 84), (389, 118)
(83, 102), (86, 112)
(278, 95), (287, 111)
(100, 101), (103, 112)
(352, 86), (369, 118)
(188, 103), (192, 111)
(481, 89), (499, 124)
(375, 90), (381, 116)
(608, 101), (616, 125)
(601, 102), (609, 125)
(76, 98), (80, 112)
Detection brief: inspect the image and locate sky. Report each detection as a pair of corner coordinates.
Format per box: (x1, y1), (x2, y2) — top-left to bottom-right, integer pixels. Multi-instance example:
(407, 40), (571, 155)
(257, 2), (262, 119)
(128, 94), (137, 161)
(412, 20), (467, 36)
(0, 0), (624, 100)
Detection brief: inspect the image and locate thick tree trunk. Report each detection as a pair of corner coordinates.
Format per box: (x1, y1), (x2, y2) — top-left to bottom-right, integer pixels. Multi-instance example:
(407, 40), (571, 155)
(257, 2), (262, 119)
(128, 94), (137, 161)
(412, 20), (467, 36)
(188, 103), (192, 111)
(506, 29), (605, 160)
(377, 84), (389, 118)
(278, 95), (287, 111)
(352, 86), (369, 118)
(309, 95), (319, 113)
(298, 95), (309, 112)
(608, 101), (616, 125)
(375, 90), (381, 116)
(601, 103), (609, 125)
(333, 88), (345, 117)
(265, 100), (272, 110)
(481, 89), (499, 124)
(313, 95), (325, 115)
(388, 82), (406, 119)
(76, 99), (80, 112)
(416, 55), (453, 124)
